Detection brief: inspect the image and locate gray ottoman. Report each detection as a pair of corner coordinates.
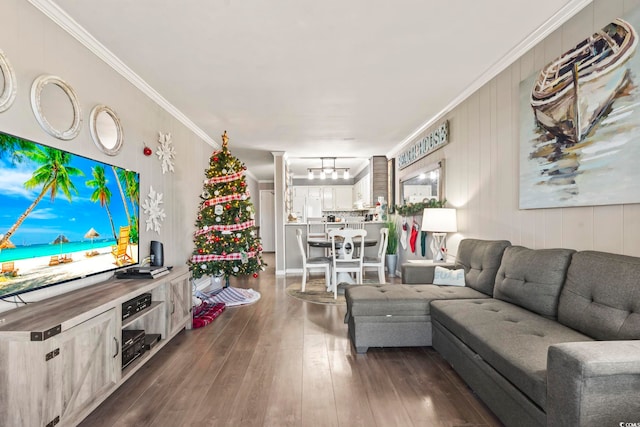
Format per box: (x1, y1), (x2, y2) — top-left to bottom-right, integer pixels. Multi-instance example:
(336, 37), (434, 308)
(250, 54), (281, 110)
(345, 284), (488, 353)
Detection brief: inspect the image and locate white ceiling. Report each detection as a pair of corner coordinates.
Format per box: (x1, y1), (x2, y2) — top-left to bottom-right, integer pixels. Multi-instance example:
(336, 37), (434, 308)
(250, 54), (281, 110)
(35, 0), (589, 180)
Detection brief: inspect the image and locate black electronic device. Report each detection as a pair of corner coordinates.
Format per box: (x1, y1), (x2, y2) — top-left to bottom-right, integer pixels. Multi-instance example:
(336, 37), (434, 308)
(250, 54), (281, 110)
(116, 265), (169, 280)
(144, 333), (161, 351)
(121, 293), (152, 320)
(121, 329), (146, 369)
(150, 240), (164, 266)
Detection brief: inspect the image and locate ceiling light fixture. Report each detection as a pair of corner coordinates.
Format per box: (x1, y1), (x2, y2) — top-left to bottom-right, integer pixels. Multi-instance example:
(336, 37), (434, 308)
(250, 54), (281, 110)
(307, 157), (350, 181)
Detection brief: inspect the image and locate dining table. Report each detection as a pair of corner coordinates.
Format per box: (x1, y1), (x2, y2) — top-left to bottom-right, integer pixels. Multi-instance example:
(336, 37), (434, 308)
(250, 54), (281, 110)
(306, 237), (378, 286)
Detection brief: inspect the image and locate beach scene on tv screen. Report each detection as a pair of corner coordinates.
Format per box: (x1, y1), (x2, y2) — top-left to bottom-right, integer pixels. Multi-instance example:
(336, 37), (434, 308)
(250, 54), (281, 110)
(0, 132), (139, 298)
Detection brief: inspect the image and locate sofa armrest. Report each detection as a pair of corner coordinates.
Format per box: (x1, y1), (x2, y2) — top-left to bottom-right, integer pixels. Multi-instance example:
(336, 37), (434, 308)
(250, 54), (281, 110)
(547, 340), (640, 427)
(401, 264), (436, 284)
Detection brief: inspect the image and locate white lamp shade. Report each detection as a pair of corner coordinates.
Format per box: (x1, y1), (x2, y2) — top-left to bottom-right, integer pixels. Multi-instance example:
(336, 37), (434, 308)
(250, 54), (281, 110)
(421, 208), (457, 232)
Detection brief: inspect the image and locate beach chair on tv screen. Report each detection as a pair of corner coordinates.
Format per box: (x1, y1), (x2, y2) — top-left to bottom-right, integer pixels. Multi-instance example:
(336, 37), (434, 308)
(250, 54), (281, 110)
(111, 226), (134, 266)
(1, 261), (18, 277)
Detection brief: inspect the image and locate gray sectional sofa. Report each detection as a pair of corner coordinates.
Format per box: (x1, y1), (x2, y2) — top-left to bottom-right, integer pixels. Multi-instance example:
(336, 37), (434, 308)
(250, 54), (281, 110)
(344, 238), (640, 427)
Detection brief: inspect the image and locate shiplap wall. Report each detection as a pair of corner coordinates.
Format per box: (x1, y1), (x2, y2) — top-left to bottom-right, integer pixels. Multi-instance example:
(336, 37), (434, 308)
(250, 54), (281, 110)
(397, 0), (640, 263)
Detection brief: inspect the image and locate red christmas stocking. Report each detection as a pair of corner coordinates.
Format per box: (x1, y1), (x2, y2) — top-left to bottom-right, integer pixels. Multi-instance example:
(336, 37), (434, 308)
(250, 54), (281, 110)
(409, 223), (419, 253)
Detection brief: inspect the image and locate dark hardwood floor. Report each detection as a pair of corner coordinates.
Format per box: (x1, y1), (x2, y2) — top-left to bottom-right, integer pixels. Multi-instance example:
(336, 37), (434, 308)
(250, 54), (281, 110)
(80, 253), (502, 427)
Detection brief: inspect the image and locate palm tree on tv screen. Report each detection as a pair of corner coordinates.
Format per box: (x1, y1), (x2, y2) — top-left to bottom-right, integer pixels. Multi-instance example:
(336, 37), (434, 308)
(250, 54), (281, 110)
(0, 145), (83, 248)
(120, 169), (139, 243)
(112, 166), (132, 231)
(0, 133), (35, 164)
(86, 165), (117, 241)
(111, 167), (140, 244)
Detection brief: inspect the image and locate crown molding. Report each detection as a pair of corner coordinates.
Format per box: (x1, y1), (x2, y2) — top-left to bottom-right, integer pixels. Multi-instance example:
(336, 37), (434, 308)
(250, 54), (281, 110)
(27, 0), (220, 150)
(387, 0), (593, 159)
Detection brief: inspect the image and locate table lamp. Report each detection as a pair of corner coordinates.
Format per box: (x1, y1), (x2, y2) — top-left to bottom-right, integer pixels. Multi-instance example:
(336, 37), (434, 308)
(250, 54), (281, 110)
(421, 208), (457, 262)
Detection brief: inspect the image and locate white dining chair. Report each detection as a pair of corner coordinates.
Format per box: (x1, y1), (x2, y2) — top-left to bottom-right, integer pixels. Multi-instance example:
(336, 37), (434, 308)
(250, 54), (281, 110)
(344, 217), (365, 229)
(296, 228), (331, 292)
(362, 227), (389, 283)
(328, 228), (367, 299)
(307, 217), (327, 256)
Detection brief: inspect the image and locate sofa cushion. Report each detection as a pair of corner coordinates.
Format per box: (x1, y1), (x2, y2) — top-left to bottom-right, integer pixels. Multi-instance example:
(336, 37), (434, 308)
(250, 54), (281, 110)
(494, 246), (575, 319)
(456, 239), (511, 296)
(558, 250), (640, 340)
(344, 284), (488, 318)
(431, 298), (592, 410)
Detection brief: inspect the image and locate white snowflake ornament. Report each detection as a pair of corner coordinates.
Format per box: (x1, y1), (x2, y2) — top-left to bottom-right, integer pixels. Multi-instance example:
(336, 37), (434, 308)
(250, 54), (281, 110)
(156, 132), (176, 174)
(141, 186), (166, 234)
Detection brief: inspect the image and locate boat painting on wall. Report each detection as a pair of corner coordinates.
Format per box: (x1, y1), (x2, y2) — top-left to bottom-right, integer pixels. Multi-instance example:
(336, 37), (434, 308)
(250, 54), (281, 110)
(519, 10), (640, 209)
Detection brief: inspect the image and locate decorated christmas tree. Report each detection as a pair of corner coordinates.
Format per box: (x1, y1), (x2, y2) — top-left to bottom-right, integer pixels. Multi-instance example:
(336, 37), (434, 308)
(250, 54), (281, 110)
(188, 131), (265, 286)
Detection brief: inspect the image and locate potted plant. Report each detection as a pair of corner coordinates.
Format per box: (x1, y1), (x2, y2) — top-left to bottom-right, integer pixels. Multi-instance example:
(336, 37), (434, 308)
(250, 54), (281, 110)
(385, 216), (399, 277)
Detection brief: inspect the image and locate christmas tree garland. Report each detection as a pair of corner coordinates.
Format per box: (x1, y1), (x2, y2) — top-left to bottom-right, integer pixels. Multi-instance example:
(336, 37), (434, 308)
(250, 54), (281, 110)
(194, 219), (256, 235)
(204, 170), (244, 184)
(201, 192), (250, 208)
(191, 251), (258, 262)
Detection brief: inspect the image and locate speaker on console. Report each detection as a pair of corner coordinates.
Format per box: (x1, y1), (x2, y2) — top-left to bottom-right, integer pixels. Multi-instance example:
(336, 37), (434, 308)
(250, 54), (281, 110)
(150, 241), (164, 266)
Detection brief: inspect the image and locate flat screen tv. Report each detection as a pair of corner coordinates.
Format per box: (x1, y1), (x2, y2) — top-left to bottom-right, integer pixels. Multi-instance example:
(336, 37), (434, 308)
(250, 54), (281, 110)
(0, 130), (139, 300)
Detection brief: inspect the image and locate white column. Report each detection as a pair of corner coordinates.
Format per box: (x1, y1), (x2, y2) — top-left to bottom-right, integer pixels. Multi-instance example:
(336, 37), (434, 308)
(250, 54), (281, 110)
(272, 152), (287, 275)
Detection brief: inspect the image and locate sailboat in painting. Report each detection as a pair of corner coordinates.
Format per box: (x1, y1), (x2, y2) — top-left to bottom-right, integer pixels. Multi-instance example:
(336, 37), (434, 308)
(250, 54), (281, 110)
(530, 18), (638, 143)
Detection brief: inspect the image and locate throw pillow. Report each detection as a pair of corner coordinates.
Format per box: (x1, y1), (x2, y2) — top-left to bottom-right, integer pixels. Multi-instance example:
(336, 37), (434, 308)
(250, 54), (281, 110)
(433, 266), (465, 286)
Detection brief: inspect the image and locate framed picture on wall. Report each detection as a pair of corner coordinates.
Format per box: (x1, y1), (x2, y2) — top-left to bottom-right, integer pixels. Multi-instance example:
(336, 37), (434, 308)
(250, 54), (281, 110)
(519, 13), (640, 209)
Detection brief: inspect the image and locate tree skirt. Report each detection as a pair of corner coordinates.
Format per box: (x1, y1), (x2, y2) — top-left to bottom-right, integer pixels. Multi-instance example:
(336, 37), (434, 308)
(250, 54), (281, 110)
(196, 286), (261, 307)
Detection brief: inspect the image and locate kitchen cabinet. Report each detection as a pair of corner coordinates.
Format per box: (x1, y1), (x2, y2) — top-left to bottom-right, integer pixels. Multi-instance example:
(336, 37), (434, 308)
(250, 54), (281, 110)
(334, 186), (353, 209)
(353, 174), (371, 207)
(322, 187), (334, 210)
(291, 185), (353, 213)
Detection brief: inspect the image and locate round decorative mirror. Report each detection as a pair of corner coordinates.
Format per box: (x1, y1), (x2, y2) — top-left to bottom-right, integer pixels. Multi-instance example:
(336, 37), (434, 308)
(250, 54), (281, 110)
(0, 50), (17, 112)
(30, 75), (82, 140)
(89, 105), (124, 155)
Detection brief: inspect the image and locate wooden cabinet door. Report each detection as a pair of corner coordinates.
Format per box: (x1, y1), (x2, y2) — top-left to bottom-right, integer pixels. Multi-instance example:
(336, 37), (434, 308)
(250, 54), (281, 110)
(58, 308), (118, 426)
(0, 339), (62, 427)
(334, 186), (353, 209)
(168, 272), (192, 336)
(307, 187), (321, 198)
(0, 309), (117, 427)
(322, 187), (334, 210)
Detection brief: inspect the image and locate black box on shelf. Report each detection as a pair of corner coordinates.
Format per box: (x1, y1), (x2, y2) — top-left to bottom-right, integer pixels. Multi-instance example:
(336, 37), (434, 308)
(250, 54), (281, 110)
(122, 329), (145, 369)
(144, 333), (161, 351)
(122, 293), (152, 320)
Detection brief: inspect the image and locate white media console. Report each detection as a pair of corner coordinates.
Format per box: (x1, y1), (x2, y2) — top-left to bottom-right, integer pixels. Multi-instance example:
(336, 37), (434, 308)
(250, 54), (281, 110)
(0, 267), (192, 427)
